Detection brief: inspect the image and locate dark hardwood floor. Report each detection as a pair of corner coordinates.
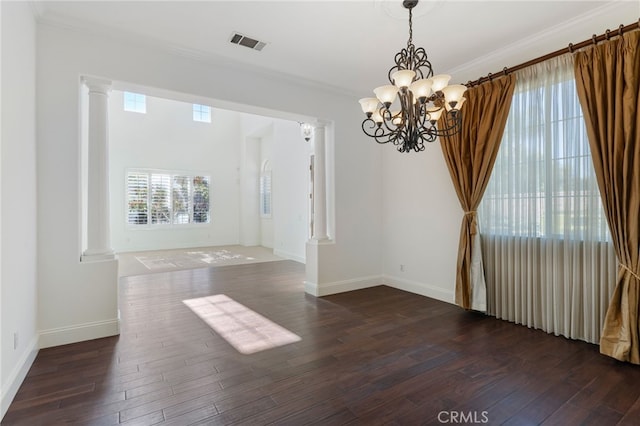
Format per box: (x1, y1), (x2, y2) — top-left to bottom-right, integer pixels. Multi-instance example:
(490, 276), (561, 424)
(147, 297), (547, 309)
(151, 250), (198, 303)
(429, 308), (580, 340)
(3, 260), (640, 425)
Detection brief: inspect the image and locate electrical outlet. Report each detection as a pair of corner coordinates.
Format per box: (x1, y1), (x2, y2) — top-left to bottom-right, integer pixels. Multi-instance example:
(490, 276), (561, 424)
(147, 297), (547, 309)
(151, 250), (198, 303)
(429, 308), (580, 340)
(13, 332), (18, 350)
(400, 264), (405, 272)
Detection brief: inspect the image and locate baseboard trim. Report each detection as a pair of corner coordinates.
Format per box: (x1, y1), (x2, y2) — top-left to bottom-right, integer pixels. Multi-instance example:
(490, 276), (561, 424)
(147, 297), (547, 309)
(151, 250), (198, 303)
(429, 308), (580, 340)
(39, 318), (120, 349)
(304, 274), (455, 302)
(1, 335), (39, 420)
(274, 249), (305, 264)
(383, 275), (455, 304)
(305, 275), (383, 297)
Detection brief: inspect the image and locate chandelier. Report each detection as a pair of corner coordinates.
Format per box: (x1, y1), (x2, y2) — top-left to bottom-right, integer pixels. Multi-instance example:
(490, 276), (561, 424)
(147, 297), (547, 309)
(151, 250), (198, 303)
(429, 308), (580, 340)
(358, 0), (467, 153)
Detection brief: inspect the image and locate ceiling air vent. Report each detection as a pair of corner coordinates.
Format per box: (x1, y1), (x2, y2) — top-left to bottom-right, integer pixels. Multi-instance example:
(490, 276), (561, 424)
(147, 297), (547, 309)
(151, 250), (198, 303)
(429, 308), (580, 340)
(229, 32), (267, 51)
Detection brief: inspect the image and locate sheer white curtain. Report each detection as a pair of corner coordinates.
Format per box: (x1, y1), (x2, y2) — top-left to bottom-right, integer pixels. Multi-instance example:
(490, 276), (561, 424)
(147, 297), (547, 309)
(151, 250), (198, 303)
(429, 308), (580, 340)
(478, 54), (617, 344)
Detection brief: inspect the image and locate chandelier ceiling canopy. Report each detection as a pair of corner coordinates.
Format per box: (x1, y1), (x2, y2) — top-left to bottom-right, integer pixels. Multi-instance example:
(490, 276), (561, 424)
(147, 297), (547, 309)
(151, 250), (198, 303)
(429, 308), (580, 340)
(359, 0), (467, 153)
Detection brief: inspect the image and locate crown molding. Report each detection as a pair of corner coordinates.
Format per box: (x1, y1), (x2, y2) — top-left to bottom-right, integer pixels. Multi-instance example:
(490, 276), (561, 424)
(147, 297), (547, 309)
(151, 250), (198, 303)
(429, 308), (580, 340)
(447, 1), (636, 83)
(27, 0), (46, 19)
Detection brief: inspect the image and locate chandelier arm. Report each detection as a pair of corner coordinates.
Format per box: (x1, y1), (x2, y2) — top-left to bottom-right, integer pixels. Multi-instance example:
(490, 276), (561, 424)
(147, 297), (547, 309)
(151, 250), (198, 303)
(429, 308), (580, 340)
(389, 47), (411, 82)
(361, 119), (392, 142)
(382, 129), (403, 148)
(396, 130), (412, 152)
(415, 103), (427, 127)
(416, 124), (439, 143)
(379, 110), (400, 135)
(362, 117), (406, 145)
(375, 135), (395, 144)
(388, 45), (434, 84)
(375, 130), (396, 145)
(405, 131), (426, 152)
(436, 112), (463, 137)
(411, 47), (433, 80)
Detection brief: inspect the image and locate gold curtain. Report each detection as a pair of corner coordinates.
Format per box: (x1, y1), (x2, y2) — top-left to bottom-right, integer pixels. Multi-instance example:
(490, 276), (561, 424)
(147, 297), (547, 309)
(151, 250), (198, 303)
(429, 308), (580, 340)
(574, 30), (640, 364)
(439, 75), (515, 309)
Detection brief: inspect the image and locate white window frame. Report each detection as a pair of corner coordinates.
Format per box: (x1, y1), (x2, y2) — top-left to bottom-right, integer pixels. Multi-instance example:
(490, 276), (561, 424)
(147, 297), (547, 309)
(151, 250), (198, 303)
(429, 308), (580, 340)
(193, 104), (211, 123)
(260, 171), (272, 218)
(123, 92), (147, 113)
(259, 160), (272, 218)
(126, 169), (211, 228)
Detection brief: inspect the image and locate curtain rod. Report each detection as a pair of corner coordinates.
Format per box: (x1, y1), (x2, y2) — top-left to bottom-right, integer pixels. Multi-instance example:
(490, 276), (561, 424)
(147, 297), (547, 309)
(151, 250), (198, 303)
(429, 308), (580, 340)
(466, 19), (640, 87)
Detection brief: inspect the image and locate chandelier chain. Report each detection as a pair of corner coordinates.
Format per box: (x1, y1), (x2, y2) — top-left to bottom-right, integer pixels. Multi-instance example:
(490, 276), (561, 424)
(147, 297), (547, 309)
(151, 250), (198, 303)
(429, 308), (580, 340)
(408, 8), (413, 46)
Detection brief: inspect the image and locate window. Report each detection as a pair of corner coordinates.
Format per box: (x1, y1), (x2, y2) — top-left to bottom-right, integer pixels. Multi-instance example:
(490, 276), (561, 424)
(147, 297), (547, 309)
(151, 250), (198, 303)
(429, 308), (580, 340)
(479, 58), (609, 241)
(192, 176), (210, 223)
(193, 104), (211, 123)
(260, 160), (272, 218)
(127, 170), (210, 226)
(124, 92), (146, 113)
(478, 56), (616, 344)
(127, 173), (148, 225)
(172, 175), (191, 224)
(260, 172), (272, 217)
(150, 174), (170, 224)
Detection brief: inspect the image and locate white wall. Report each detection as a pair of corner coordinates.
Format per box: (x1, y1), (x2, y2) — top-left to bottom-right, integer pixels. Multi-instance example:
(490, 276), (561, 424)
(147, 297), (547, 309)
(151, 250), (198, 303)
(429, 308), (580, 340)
(36, 19), (383, 351)
(109, 92), (242, 252)
(37, 28), (119, 349)
(271, 120), (312, 263)
(239, 134), (261, 247)
(239, 114), (312, 262)
(1, 1), (39, 417)
(381, 147), (462, 303)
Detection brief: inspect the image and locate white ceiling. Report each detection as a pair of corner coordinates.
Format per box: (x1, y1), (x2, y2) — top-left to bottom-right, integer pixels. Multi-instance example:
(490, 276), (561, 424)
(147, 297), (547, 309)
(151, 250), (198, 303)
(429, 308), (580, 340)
(36, 1), (640, 97)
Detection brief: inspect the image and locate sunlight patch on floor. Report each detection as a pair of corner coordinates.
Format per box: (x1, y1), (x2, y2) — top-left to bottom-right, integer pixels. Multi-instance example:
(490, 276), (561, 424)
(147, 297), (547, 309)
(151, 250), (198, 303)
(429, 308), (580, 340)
(183, 294), (301, 354)
(136, 249), (245, 269)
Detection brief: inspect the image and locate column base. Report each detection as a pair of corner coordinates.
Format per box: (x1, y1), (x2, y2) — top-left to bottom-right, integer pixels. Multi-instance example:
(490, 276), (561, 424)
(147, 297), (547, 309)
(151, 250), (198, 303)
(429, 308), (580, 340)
(81, 251), (116, 262)
(307, 237), (332, 245)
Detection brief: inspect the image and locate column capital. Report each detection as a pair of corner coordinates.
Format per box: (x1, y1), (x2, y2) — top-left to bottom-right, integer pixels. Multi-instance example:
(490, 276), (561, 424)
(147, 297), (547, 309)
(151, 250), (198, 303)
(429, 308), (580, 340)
(311, 122), (330, 130)
(82, 77), (112, 94)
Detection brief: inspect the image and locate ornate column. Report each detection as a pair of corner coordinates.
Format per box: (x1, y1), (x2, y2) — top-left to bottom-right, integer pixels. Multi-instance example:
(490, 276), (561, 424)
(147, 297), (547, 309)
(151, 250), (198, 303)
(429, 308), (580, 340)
(305, 123), (331, 296)
(82, 77), (114, 261)
(312, 124), (328, 241)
